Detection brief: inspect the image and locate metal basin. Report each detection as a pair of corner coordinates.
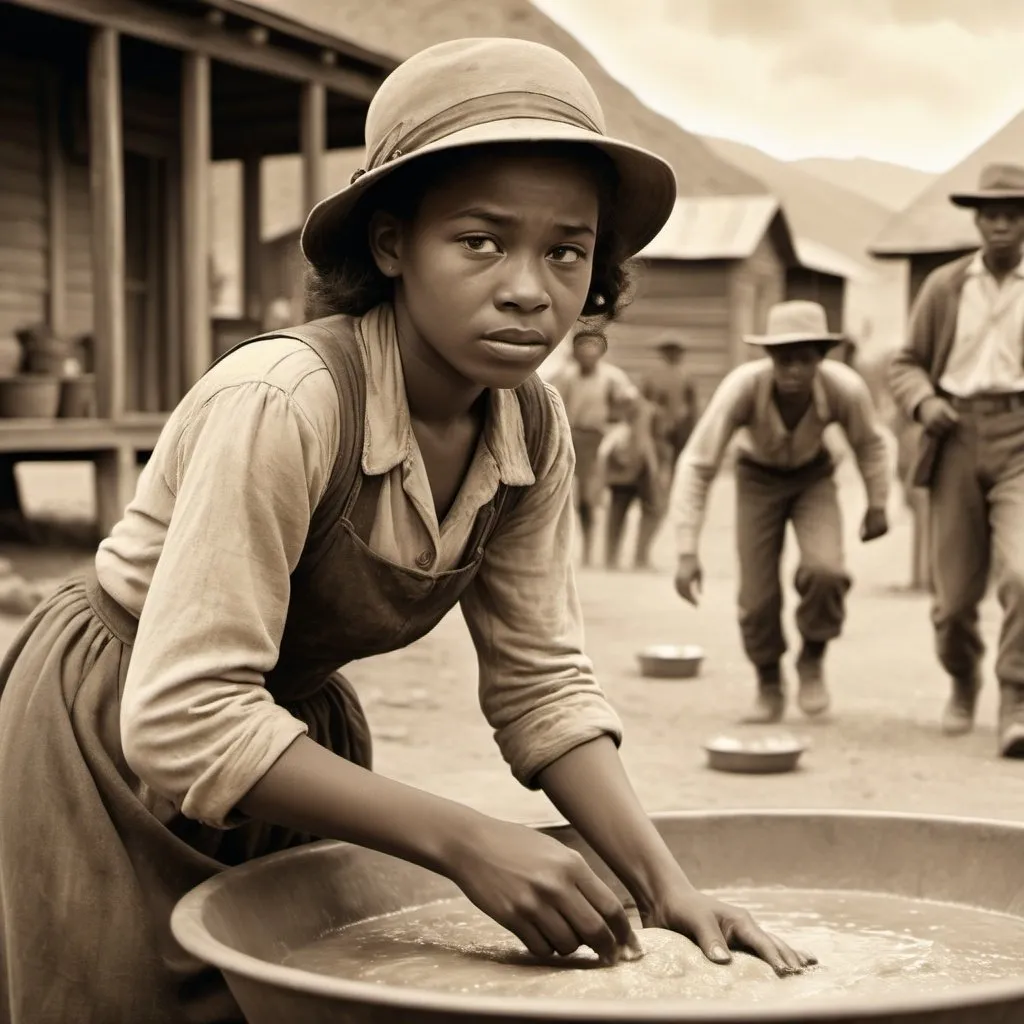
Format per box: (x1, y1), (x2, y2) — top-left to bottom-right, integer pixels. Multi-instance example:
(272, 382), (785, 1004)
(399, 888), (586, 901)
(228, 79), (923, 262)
(637, 644), (705, 679)
(704, 735), (807, 774)
(171, 811), (1024, 1024)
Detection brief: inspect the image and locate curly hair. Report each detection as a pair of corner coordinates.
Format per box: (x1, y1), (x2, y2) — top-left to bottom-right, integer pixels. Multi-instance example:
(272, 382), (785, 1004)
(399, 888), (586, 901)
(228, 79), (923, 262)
(304, 142), (636, 328)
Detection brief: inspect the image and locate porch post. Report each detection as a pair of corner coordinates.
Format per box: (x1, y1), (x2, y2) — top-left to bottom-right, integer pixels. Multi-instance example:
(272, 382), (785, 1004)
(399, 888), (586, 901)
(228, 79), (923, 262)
(88, 27), (126, 420)
(242, 153), (263, 323)
(181, 51), (212, 386)
(300, 80), (326, 214)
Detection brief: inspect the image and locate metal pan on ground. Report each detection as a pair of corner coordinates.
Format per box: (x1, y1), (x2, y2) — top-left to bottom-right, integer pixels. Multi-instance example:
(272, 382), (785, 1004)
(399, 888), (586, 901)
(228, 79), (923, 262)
(637, 644), (704, 679)
(704, 733), (807, 774)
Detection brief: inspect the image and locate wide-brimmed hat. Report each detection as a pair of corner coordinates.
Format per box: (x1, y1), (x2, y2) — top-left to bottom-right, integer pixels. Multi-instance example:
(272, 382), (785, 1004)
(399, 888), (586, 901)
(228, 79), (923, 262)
(743, 300), (843, 348)
(300, 37), (677, 272)
(950, 163), (1024, 208)
(653, 335), (687, 354)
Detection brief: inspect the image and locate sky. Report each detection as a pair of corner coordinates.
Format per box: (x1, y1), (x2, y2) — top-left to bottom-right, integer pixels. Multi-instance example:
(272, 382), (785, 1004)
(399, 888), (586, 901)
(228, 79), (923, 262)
(532, 0), (1024, 171)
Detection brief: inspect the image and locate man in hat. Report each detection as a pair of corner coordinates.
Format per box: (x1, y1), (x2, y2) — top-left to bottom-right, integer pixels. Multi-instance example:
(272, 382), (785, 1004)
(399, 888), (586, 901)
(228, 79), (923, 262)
(642, 336), (699, 469)
(671, 300), (891, 723)
(888, 162), (1024, 759)
(549, 330), (640, 566)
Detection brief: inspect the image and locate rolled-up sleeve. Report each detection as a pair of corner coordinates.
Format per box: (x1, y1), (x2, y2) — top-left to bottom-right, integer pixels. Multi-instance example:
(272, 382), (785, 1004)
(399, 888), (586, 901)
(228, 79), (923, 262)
(120, 381), (332, 828)
(459, 386), (623, 789)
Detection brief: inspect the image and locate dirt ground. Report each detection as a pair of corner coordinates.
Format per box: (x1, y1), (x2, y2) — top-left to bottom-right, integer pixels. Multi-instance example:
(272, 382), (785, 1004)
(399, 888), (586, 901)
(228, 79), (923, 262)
(2, 457), (1022, 832)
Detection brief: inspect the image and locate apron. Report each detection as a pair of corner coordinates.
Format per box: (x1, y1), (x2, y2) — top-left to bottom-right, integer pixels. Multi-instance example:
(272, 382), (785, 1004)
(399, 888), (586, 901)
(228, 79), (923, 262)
(0, 314), (551, 1024)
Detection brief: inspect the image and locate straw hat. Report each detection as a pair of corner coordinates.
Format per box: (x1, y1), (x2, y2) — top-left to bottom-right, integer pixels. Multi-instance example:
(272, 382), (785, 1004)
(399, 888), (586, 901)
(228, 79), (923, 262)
(300, 38), (677, 272)
(743, 301), (843, 348)
(950, 163), (1024, 208)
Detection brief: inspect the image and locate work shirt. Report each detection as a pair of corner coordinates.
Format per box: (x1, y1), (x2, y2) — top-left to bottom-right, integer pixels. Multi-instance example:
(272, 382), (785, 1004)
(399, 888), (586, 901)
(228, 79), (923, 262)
(549, 360), (638, 432)
(669, 357), (891, 555)
(95, 316), (621, 826)
(939, 251), (1024, 397)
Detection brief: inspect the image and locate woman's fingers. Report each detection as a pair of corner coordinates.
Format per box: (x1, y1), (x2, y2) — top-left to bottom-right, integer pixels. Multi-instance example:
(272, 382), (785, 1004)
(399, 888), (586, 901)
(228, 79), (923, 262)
(574, 872), (637, 954)
(729, 919), (803, 976)
(509, 917), (557, 961)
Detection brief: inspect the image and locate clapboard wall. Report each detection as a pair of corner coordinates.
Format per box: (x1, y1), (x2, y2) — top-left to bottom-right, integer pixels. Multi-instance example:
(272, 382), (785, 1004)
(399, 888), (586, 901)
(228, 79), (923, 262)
(0, 56), (48, 338)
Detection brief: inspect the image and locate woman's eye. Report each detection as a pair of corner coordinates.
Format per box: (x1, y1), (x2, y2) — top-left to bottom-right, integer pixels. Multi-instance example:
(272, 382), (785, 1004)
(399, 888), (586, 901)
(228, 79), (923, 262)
(461, 236), (500, 254)
(550, 246), (585, 264)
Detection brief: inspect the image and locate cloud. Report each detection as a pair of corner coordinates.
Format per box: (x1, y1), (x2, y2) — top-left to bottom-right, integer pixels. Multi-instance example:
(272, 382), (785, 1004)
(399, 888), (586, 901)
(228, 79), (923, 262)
(531, 0), (1024, 169)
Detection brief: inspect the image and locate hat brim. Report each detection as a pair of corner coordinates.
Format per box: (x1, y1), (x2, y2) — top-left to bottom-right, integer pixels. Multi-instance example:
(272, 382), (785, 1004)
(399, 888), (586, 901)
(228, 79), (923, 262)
(300, 117), (677, 271)
(949, 191), (1024, 208)
(742, 332), (844, 348)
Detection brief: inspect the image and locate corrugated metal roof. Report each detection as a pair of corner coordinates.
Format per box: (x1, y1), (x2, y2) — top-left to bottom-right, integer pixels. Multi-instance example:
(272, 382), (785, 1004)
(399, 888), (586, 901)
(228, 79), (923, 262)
(871, 109), (1024, 257)
(639, 195), (782, 260)
(794, 238), (872, 283)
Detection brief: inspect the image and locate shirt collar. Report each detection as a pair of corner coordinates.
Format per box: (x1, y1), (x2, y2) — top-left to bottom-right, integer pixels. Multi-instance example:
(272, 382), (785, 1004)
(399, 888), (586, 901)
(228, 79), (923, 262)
(355, 306), (536, 487)
(967, 250), (1024, 280)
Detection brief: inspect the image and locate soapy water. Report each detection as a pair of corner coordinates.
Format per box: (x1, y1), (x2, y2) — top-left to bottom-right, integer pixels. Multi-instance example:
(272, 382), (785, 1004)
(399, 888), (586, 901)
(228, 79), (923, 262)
(283, 888), (1024, 1005)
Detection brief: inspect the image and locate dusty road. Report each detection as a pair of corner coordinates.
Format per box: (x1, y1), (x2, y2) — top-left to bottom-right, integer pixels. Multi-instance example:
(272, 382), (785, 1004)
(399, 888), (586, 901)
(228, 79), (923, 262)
(2, 458), (1022, 829)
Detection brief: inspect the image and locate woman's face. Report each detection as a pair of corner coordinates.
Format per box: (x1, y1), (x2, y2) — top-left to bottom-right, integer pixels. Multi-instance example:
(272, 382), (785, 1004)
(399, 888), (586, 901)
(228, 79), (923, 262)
(373, 149), (602, 390)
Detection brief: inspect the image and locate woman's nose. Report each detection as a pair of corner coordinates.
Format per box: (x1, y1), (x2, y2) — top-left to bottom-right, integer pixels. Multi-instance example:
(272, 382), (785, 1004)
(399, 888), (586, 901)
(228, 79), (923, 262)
(495, 257), (550, 312)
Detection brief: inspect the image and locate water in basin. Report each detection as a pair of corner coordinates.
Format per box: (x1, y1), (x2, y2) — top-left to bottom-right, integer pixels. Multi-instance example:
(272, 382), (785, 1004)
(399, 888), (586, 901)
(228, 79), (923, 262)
(283, 888), (1024, 1006)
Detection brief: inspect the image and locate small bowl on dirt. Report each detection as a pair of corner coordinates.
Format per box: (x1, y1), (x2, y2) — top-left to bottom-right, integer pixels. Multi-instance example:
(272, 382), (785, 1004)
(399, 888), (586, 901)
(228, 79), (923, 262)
(637, 644), (704, 680)
(704, 733), (806, 774)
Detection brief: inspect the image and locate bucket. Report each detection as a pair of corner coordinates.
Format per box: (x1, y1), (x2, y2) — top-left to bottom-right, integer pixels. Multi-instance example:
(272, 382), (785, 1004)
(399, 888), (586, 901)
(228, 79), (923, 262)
(0, 376), (62, 419)
(59, 374), (98, 418)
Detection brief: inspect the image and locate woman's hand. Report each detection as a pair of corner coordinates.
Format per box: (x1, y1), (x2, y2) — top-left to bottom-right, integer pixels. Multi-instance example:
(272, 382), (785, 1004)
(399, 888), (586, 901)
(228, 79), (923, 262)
(444, 816), (641, 965)
(640, 887), (817, 977)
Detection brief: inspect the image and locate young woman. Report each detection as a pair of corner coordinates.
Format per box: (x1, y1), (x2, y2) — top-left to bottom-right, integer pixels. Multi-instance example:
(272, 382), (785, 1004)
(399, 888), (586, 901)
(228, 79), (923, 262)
(0, 38), (814, 1024)
(671, 300), (891, 724)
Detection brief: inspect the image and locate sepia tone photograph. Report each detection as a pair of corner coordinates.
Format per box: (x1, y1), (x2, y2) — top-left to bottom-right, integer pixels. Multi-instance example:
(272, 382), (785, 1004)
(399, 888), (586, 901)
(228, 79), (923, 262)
(0, 1), (1022, 1022)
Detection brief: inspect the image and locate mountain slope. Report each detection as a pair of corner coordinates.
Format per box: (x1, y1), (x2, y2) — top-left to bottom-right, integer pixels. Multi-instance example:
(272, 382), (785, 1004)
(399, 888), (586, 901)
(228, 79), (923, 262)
(794, 157), (934, 211)
(702, 136), (891, 262)
(245, 0), (763, 199)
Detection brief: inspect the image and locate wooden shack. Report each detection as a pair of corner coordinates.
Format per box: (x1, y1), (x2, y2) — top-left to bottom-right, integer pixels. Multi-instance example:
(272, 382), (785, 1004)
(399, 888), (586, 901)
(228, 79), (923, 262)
(0, 0), (395, 534)
(605, 196), (850, 407)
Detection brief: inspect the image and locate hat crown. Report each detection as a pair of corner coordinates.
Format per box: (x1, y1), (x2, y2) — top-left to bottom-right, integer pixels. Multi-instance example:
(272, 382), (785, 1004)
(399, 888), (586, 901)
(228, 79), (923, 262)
(764, 300), (829, 337)
(362, 38), (606, 171)
(977, 162), (1024, 193)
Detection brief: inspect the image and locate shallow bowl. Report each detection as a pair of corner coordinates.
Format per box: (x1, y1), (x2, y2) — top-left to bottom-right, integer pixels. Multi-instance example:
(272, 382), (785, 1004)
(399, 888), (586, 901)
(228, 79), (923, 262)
(637, 644), (705, 679)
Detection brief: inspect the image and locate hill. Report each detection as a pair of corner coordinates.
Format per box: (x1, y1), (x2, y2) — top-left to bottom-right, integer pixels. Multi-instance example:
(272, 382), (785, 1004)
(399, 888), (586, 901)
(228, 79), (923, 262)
(701, 135), (892, 262)
(794, 157), (933, 212)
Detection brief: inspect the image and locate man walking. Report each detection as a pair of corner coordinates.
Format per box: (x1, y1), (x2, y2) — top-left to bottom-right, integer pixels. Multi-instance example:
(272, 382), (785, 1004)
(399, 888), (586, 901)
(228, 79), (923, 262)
(888, 162), (1024, 759)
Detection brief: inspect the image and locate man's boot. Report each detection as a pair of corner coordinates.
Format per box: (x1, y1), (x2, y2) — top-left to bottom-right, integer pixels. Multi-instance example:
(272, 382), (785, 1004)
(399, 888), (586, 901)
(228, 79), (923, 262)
(941, 674), (980, 736)
(796, 640), (830, 717)
(742, 663), (785, 724)
(998, 684), (1024, 758)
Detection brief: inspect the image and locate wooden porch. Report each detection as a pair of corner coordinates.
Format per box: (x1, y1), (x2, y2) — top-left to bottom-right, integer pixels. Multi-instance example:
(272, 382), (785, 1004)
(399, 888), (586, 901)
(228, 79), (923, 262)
(0, 0), (394, 535)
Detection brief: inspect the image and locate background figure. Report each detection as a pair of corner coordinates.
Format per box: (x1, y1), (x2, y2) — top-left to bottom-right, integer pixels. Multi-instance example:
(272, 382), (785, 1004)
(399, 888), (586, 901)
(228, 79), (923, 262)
(642, 337), (698, 470)
(671, 301), (890, 724)
(549, 330), (639, 565)
(888, 162), (1024, 759)
(597, 395), (663, 570)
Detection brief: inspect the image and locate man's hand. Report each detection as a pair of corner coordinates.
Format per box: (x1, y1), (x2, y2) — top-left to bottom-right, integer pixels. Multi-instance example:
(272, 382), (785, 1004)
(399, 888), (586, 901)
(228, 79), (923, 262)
(916, 396), (959, 438)
(674, 554), (702, 606)
(860, 507), (889, 543)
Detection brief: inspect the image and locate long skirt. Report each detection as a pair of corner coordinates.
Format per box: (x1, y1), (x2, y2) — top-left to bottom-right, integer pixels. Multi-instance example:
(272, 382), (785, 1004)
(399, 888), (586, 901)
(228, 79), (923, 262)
(0, 572), (372, 1024)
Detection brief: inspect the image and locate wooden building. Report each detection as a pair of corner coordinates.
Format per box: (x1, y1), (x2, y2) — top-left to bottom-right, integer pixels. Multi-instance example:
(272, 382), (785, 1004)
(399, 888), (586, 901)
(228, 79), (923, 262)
(0, 0), (395, 533)
(604, 196), (851, 407)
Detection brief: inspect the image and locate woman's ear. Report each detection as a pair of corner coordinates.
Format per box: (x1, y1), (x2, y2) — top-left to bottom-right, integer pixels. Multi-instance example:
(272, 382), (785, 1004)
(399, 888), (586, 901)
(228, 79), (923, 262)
(368, 210), (404, 279)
